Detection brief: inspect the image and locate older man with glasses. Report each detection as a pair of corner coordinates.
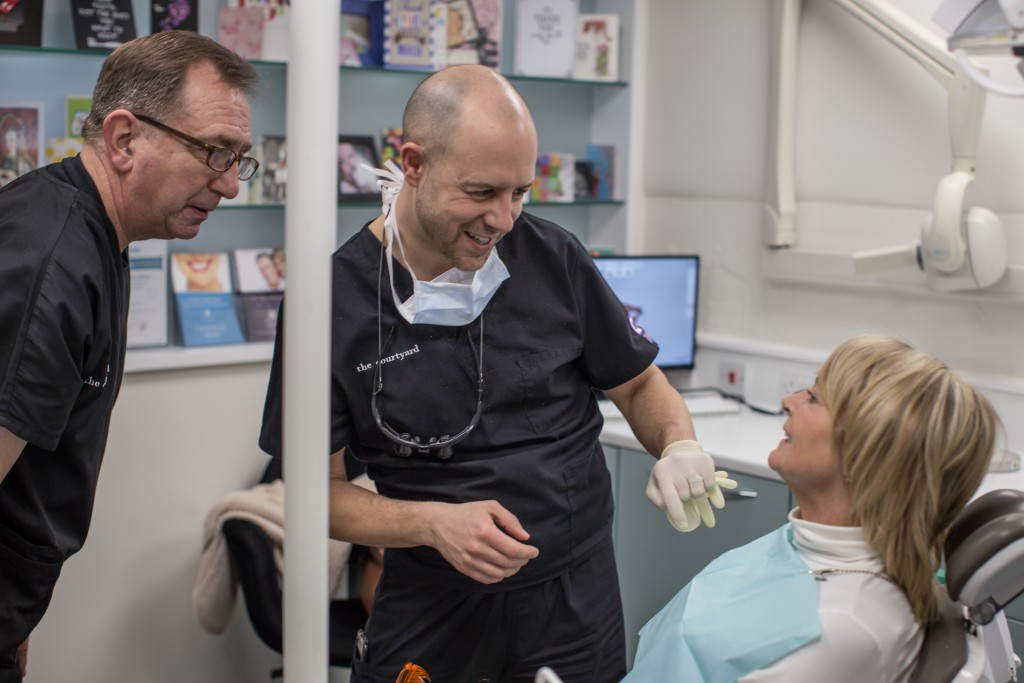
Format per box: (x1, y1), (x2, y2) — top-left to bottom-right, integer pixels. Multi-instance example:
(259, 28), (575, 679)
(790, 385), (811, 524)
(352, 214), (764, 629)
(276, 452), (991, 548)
(0, 30), (258, 682)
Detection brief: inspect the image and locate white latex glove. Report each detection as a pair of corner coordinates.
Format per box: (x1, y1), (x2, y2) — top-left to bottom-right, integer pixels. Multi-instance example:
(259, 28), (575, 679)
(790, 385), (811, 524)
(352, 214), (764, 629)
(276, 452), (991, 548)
(665, 471), (739, 532)
(645, 440), (727, 530)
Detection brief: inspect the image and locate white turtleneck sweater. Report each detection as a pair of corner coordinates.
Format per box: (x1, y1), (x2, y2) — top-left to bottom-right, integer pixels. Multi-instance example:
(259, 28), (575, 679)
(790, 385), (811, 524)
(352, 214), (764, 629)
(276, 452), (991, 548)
(740, 509), (923, 682)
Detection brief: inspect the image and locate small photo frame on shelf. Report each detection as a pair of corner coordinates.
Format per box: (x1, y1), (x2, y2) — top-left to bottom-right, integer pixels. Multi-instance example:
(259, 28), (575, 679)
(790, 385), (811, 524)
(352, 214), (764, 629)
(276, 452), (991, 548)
(341, 0), (385, 67)
(151, 0), (198, 33)
(445, 0), (501, 69)
(337, 135), (381, 203)
(259, 134), (287, 205)
(0, 0), (44, 46)
(65, 95), (92, 138)
(0, 104), (42, 189)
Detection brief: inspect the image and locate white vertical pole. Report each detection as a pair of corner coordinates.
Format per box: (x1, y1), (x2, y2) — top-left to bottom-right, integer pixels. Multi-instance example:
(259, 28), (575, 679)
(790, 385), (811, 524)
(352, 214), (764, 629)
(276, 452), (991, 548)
(625, 0), (648, 254)
(283, 1), (338, 682)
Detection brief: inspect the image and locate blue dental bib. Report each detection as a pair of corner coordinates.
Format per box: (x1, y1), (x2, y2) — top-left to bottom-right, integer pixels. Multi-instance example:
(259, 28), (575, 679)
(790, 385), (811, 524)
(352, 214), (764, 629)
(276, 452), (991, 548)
(624, 524), (822, 683)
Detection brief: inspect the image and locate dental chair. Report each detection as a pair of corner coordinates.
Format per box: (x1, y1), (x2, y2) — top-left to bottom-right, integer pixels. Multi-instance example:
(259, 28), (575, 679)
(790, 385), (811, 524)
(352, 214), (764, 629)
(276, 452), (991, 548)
(910, 488), (1024, 683)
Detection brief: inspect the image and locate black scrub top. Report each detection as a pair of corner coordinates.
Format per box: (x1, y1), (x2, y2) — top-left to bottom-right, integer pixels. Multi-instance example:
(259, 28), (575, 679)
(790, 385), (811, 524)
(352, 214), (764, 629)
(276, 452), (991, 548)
(261, 212), (658, 591)
(0, 157), (128, 656)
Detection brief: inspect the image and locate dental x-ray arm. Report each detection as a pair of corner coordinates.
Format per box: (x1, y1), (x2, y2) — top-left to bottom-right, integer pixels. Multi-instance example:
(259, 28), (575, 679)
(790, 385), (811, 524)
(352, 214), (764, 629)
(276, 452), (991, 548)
(767, 0), (1007, 290)
(936, 0), (1024, 97)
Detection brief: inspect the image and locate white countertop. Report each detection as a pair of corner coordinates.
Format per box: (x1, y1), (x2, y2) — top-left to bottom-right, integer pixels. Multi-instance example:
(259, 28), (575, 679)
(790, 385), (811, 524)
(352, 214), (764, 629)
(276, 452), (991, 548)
(599, 404), (1024, 497)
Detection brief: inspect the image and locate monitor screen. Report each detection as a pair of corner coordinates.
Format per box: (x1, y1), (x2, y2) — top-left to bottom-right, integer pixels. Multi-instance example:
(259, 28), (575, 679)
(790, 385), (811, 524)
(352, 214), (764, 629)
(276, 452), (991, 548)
(592, 254), (700, 370)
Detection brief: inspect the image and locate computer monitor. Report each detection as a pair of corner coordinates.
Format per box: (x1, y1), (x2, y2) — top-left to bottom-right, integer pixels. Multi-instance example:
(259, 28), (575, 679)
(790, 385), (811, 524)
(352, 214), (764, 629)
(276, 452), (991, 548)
(592, 254), (700, 370)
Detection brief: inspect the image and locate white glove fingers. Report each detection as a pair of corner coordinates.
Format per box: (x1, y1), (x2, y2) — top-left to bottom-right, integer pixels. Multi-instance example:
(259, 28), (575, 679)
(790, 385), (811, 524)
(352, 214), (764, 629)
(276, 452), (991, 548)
(715, 471), (739, 490)
(663, 489), (690, 530)
(651, 466), (691, 523)
(708, 485), (725, 510)
(694, 495), (716, 528)
(667, 500), (701, 532)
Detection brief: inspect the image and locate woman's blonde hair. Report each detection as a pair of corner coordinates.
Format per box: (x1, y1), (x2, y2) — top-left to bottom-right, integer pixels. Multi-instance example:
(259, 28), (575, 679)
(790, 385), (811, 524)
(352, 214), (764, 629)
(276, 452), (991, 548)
(818, 334), (1000, 624)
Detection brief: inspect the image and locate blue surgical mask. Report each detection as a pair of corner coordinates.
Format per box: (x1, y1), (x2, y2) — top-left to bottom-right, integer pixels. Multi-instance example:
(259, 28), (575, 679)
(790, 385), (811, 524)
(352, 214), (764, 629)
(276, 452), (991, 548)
(367, 161), (510, 327)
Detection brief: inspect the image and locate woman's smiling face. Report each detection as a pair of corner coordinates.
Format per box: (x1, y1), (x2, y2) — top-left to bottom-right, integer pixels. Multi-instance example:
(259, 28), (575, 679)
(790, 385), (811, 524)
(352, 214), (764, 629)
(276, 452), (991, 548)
(768, 386), (843, 497)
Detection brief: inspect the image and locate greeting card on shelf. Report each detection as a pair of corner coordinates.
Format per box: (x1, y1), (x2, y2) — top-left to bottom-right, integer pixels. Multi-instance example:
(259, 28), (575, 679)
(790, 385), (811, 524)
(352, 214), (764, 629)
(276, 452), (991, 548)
(231, 247), (284, 342)
(444, 0), (501, 69)
(65, 95), (92, 138)
(574, 159), (595, 200)
(170, 252), (245, 347)
(217, 6), (264, 59)
(384, 0), (436, 71)
(151, 0), (198, 33)
(572, 13), (618, 81)
(0, 104), (42, 189)
(70, 0), (137, 50)
(530, 151), (574, 203)
(512, 0), (578, 78)
(45, 137), (83, 164)
(127, 240), (169, 348)
(585, 143), (614, 200)
(0, 0), (43, 46)
(380, 127), (402, 168)
(260, 3), (288, 61)
(341, 0), (385, 66)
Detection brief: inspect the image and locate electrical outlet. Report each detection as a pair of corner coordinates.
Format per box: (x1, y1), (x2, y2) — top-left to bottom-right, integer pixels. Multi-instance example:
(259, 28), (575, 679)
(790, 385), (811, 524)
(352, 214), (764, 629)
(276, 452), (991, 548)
(718, 361), (746, 397)
(780, 368), (816, 398)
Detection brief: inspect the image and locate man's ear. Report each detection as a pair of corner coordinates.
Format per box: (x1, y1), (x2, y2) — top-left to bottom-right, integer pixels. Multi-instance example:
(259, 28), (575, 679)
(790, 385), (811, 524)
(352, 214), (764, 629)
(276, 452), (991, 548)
(102, 110), (139, 173)
(400, 142), (426, 187)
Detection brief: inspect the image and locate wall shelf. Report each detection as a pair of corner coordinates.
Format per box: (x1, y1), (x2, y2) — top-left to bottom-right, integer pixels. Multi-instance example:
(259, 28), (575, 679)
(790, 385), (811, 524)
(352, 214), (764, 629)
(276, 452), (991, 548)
(0, 46), (627, 90)
(124, 342), (273, 374)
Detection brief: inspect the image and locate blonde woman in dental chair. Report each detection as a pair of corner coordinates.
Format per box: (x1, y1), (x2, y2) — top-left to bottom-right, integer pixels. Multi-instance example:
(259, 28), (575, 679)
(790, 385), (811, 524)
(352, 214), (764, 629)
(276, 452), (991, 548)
(623, 334), (1001, 683)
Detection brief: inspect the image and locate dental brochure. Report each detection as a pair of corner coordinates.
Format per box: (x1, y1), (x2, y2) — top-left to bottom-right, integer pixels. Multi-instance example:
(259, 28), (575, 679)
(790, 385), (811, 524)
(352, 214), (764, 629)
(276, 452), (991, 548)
(231, 248), (284, 343)
(126, 240), (169, 348)
(170, 252), (245, 347)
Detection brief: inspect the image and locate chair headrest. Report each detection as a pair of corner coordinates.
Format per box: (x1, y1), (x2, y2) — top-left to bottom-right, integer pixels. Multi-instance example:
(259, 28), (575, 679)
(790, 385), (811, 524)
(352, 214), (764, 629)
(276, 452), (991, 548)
(944, 488), (1024, 624)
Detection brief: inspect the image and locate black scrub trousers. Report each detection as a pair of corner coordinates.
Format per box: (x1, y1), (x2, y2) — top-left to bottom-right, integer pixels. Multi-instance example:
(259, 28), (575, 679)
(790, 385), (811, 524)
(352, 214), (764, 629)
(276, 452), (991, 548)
(354, 540), (625, 683)
(261, 213), (659, 683)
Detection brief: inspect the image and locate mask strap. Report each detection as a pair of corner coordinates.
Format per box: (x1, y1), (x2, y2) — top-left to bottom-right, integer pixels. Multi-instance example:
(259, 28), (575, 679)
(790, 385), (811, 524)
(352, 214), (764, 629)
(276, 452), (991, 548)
(365, 160), (419, 313)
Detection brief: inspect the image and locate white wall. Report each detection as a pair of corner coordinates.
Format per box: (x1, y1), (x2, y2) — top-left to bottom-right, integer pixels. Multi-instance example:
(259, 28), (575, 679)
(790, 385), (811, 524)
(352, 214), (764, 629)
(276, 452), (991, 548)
(27, 364), (285, 682)
(641, 0), (1024, 378)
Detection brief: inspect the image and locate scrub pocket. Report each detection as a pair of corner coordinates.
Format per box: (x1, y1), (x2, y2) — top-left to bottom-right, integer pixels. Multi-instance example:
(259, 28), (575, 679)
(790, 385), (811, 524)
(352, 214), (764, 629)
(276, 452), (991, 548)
(350, 650), (402, 683)
(516, 345), (583, 435)
(0, 536), (62, 658)
(563, 444), (614, 560)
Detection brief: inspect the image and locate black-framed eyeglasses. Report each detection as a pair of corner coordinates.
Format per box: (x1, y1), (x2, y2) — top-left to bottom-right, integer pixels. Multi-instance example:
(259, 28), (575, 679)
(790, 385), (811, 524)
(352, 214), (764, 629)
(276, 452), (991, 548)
(371, 321), (484, 460)
(133, 113), (260, 181)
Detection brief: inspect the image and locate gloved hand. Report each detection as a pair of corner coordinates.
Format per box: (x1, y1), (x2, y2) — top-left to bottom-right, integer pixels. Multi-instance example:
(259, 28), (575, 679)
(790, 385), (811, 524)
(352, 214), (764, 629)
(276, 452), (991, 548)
(646, 440), (735, 531)
(665, 471), (739, 532)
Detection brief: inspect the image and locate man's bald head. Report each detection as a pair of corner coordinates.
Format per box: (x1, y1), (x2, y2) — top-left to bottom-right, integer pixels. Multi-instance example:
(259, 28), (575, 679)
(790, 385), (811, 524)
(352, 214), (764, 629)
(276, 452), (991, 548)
(402, 65), (536, 163)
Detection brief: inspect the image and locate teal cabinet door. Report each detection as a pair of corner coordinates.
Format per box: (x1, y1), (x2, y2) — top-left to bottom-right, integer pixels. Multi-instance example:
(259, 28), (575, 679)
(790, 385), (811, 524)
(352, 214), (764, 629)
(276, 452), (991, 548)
(612, 448), (792, 667)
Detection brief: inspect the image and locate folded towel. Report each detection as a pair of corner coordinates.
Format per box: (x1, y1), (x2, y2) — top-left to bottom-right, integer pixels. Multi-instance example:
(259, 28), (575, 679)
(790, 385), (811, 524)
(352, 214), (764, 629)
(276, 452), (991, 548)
(192, 474), (375, 634)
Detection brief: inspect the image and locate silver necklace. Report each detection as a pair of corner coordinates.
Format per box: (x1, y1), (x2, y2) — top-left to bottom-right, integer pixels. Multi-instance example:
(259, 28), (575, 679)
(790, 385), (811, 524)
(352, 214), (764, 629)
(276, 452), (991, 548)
(807, 568), (900, 587)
